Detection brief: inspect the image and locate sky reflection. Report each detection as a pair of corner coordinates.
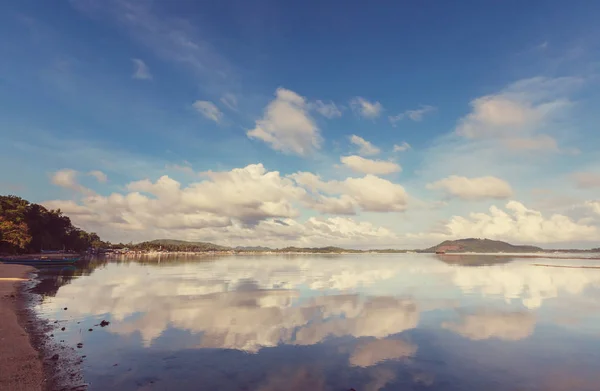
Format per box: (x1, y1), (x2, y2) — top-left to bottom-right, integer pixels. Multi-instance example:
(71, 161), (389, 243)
(33, 254), (600, 390)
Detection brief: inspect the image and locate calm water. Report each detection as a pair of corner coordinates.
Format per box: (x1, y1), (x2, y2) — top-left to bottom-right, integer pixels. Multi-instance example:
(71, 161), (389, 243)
(32, 254), (600, 391)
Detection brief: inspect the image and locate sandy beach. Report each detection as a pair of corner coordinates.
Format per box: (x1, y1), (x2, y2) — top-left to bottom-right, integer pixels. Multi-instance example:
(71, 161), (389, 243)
(0, 264), (43, 391)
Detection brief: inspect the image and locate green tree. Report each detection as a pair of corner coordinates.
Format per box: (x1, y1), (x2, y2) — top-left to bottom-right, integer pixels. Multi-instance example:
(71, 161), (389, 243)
(0, 195), (108, 254)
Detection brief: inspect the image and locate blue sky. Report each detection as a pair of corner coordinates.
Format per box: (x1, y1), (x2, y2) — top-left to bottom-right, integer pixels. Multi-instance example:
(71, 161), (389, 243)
(2, 0), (600, 248)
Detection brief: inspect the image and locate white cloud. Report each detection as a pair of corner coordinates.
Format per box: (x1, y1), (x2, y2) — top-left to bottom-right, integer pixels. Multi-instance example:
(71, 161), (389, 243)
(389, 105), (435, 125)
(220, 93), (238, 111)
(349, 135), (380, 156)
(350, 97), (383, 118)
(311, 100), (342, 118)
(455, 76), (580, 151)
(131, 58), (152, 80)
(43, 164), (406, 245)
(585, 200), (600, 215)
(51, 169), (93, 195)
(247, 88), (321, 156)
(87, 170), (107, 183)
(341, 156), (401, 175)
(393, 142), (411, 152)
(426, 175), (513, 201)
(416, 201), (598, 243)
(192, 100), (223, 123)
(443, 311), (536, 341)
(457, 97), (541, 138)
(502, 135), (559, 152)
(45, 164), (302, 234)
(292, 172), (409, 213)
(573, 172), (600, 189)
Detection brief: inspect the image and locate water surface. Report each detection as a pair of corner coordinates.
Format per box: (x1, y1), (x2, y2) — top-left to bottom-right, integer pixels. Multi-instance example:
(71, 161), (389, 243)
(33, 254), (600, 390)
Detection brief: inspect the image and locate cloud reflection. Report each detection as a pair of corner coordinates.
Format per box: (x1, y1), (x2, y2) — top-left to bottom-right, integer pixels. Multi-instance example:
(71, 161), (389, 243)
(349, 338), (417, 367)
(41, 255), (600, 353)
(44, 260), (420, 351)
(443, 310), (536, 341)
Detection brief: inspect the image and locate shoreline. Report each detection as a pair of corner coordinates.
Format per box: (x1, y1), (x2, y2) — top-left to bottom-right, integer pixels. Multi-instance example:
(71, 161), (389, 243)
(0, 264), (43, 390)
(1, 264), (85, 391)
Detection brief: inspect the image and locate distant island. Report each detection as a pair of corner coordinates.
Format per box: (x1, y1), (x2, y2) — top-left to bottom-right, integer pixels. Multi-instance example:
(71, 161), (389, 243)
(2, 195), (599, 255)
(423, 238), (544, 254)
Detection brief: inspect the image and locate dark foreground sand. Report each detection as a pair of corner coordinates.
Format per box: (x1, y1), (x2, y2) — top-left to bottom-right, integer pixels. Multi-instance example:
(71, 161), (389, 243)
(0, 264), (43, 391)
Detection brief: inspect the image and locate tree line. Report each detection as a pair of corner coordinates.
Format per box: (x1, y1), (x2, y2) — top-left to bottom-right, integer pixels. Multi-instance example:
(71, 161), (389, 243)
(0, 195), (108, 254)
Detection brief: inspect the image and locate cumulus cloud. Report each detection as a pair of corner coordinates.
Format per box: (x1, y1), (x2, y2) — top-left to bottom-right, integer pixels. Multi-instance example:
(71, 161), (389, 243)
(43, 164), (406, 246)
(247, 88), (321, 155)
(585, 201), (600, 215)
(340, 156), (401, 175)
(131, 58), (152, 80)
(193, 100), (223, 123)
(349, 135), (380, 156)
(87, 170), (107, 183)
(194, 217), (400, 248)
(426, 175), (513, 201)
(389, 105), (435, 125)
(443, 310), (536, 341)
(310, 100), (342, 118)
(416, 201), (598, 244)
(51, 169), (93, 195)
(291, 172), (409, 214)
(393, 142), (411, 152)
(455, 76), (580, 151)
(572, 172), (600, 189)
(350, 97), (383, 118)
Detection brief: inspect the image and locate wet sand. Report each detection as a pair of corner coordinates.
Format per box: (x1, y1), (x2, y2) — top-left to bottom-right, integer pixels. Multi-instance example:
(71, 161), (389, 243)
(0, 264), (43, 391)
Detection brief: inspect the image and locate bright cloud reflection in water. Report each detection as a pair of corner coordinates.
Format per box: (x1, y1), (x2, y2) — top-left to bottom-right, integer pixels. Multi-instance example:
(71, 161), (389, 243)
(33, 254), (600, 391)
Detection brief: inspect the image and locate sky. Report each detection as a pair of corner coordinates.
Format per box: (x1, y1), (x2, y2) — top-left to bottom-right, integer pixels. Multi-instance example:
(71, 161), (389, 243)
(1, 0), (600, 249)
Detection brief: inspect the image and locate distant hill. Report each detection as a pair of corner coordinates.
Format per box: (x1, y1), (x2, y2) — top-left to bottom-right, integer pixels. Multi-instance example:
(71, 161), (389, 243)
(235, 246), (272, 251)
(423, 238), (543, 253)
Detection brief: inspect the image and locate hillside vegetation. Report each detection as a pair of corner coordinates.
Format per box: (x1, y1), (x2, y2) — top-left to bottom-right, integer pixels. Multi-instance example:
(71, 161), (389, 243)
(424, 238), (543, 253)
(131, 239), (229, 252)
(0, 195), (106, 254)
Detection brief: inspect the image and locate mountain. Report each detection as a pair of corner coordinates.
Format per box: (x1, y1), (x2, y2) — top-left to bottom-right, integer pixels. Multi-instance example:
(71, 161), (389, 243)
(423, 238), (543, 253)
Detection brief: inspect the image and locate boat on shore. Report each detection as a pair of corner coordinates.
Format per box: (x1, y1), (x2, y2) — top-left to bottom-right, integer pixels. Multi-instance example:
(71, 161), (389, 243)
(0, 253), (81, 266)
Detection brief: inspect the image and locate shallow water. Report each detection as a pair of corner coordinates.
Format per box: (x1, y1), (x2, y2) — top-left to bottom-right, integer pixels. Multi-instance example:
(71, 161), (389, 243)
(32, 254), (600, 390)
